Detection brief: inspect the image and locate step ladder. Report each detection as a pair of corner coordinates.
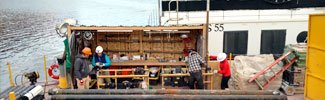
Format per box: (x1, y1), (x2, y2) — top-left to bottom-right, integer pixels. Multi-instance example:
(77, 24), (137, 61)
(248, 50), (299, 90)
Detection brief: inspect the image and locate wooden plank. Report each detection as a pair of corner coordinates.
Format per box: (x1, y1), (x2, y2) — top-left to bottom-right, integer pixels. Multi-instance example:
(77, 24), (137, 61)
(144, 50), (183, 54)
(106, 50), (139, 52)
(202, 24), (207, 61)
(99, 39), (139, 43)
(67, 25), (71, 38)
(142, 40), (183, 43)
(160, 73), (213, 77)
(97, 75), (148, 78)
(208, 61), (221, 90)
(70, 25), (204, 31)
(140, 30), (144, 54)
(110, 61), (186, 66)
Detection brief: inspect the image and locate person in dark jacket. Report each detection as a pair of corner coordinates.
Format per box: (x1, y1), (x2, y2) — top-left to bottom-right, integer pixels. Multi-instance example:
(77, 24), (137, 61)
(92, 46), (111, 88)
(215, 53), (231, 90)
(74, 47), (92, 89)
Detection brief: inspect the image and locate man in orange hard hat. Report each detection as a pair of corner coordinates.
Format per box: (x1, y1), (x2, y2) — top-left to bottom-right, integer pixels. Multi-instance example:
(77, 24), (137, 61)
(74, 47), (92, 89)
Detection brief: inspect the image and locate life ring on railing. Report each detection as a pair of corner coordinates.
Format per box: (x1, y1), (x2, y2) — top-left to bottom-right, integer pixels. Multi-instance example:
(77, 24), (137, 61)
(48, 64), (60, 79)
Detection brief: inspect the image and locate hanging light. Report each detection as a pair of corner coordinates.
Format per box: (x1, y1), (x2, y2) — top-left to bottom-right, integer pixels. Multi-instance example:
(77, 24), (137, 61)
(180, 34), (188, 39)
(83, 31), (93, 40)
(55, 23), (69, 37)
(55, 19), (77, 37)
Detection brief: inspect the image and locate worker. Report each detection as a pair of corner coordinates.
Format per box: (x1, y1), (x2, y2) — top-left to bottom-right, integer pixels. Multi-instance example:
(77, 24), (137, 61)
(92, 46), (111, 88)
(187, 49), (206, 89)
(214, 53), (231, 90)
(74, 47), (92, 89)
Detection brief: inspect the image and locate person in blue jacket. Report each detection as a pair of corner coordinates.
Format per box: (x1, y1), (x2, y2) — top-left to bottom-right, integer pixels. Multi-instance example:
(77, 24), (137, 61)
(92, 46), (111, 88)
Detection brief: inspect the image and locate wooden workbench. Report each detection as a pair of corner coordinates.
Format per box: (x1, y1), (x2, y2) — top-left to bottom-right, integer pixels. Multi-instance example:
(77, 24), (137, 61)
(110, 61), (187, 66)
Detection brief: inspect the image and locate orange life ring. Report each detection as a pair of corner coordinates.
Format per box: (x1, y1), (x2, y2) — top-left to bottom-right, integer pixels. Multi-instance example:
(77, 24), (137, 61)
(48, 64), (60, 79)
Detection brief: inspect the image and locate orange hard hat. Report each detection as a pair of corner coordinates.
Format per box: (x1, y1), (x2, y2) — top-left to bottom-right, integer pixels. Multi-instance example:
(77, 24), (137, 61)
(82, 47), (92, 55)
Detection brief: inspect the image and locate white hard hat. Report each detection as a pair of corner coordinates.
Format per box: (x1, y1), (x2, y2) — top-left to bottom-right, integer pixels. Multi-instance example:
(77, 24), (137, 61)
(217, 53), (227, 62)
(95, 46), (103, 53)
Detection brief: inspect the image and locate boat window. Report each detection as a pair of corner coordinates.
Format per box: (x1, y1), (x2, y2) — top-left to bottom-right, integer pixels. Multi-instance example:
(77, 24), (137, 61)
(223, 31), (248, 56)
(260, 30), (286, 55)
(296, 31), (307, 43)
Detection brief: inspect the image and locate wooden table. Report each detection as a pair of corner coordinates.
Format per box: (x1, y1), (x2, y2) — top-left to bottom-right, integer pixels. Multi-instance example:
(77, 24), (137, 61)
(97, 69), (150, 89)
(160, 72), (214, 90)
(98, 61), (187, 89)
(111, 61), (187, 69)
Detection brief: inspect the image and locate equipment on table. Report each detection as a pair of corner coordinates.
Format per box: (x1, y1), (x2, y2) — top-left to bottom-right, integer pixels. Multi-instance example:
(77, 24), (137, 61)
(162, 67), (173, 86)
(149, 67), (160, 85)
(134, 67), (145, 75)
(172, 66), (187, 87)
(149, 67), (159, 78)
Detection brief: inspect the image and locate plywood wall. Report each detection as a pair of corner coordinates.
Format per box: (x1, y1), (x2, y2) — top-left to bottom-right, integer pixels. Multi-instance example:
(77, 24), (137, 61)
(94, 30), (198, 60)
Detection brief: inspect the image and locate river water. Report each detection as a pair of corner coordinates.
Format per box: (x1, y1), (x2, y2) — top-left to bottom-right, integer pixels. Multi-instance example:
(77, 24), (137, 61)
(0, 0), (157, 91)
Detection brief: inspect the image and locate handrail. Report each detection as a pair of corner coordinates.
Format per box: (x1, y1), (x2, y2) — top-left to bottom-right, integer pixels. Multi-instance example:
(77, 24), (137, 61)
(168, 0), (179, 25)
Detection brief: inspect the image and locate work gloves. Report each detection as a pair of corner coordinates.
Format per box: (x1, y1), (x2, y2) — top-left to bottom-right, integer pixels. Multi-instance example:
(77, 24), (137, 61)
(96, 62), (105, 68)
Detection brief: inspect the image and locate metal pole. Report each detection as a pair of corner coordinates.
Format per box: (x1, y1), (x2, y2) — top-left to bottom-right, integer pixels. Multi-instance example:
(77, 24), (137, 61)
(50, 95), (288, 100)
(158, 0), (161, 26)
(206, 0), (210, 62)
(7, 63), (14, 87)
(176, 0), (179, 26)
(49, 89), (276, 95)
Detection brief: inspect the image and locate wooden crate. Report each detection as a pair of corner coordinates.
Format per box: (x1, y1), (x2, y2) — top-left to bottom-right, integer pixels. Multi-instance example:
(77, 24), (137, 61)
(208, 61), (221, 90)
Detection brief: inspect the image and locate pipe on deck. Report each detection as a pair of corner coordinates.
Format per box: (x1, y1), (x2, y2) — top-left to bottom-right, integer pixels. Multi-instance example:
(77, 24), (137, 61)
(0, 86), (36, 100)
(49, 89), (276, 95)
(50, 94), (287, 100)
(0, 86), (35, 99)
(16, 86), (36, 99)
(0, 86), (22, 99)
(0, 87), (15, 97)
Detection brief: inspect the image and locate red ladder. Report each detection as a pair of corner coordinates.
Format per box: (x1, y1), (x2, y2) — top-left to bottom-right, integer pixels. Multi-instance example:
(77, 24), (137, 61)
(248, 50), (298, 90)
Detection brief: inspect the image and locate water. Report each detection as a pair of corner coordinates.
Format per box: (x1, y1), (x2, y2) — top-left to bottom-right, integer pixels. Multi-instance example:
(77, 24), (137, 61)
(0, 0), (157, 91)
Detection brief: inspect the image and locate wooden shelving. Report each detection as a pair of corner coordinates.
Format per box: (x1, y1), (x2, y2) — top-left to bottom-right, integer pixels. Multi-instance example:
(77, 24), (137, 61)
(99, 39), (139, 43)
(142, 40), (182, 43)
(144, 50), (183, 54)
(105, 50), (139, 52)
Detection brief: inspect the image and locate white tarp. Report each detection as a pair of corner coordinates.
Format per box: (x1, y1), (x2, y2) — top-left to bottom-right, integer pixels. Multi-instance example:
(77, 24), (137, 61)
(230, 54), (283, 90)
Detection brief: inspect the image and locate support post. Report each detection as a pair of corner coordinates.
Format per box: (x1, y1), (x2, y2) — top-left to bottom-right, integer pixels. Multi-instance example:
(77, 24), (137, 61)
(44, 55), (48, 85)
(7, 63), (14, 87)
(9, 92), (16, 100)
(205, 0), (210, 61)
(229, 53), (232, 68)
